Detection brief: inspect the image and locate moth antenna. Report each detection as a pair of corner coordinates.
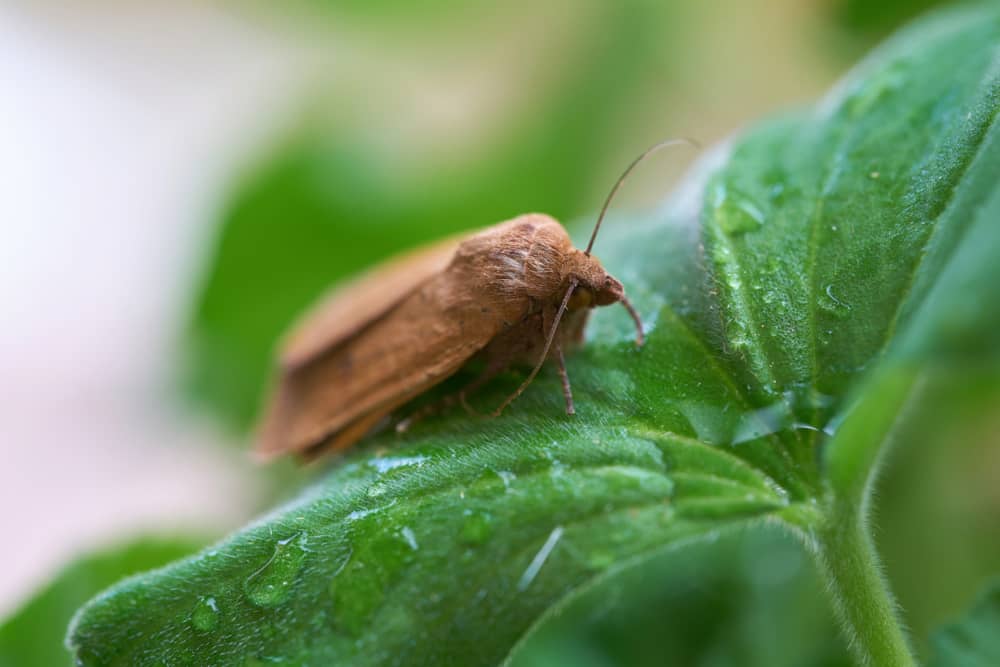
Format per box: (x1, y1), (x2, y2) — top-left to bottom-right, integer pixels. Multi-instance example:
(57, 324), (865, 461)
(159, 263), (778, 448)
(492, 278), (579, 417)
(585, 137), (701, 256)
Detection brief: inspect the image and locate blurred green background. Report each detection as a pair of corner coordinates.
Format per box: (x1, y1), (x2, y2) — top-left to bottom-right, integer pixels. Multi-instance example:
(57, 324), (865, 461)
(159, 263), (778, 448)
(8, 0), (998, 665)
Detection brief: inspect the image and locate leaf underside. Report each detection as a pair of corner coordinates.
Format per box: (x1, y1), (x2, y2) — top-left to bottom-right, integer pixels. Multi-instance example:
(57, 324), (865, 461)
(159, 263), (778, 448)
(69, 6), (1000, 666)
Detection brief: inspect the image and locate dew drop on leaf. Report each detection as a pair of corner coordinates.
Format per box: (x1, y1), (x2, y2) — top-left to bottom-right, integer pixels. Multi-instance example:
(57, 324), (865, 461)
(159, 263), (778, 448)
(244, 533), (308, 608)
(367, 454), (427, 475)
(191, 595), (219, 631)
(495, 469), (516, 489)
(713, 183), (766, 235)
(731, 401), (794, 445)
(843, 60), (906, 118)
(399, 526), (419, 551)
(74, 647), (102, 666)
(818, 283), (853, 318)
(325, 546), (353, 600)
(366, 482), (388, 498)
(460, 509), (494, 545)
(330, 521), (417, 635)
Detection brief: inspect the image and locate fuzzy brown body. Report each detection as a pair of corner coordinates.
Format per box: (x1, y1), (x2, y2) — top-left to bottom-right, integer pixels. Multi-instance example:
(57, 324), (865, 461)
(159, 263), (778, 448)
(256, 213), (635, 460)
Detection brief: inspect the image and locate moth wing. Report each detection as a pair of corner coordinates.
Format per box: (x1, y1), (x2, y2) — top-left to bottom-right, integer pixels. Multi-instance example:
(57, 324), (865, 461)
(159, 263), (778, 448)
(256, 254), (507, 460)
(281, 233), (467, 370)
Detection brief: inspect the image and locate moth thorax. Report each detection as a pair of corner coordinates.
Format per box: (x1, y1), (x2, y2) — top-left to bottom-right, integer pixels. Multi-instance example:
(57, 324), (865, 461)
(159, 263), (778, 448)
(522, 230), (567, 299)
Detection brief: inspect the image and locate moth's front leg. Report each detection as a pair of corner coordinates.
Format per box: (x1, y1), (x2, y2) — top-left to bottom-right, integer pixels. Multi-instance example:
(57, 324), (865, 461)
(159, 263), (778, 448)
(542, 305), (576, 415)
(555, 342), (575, 415)
(620, 294), (645, 346)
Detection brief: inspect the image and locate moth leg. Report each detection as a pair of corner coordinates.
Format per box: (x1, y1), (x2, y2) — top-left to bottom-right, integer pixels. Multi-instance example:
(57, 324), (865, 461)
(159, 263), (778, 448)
(457, 355), (512, 416)
(620, 294), (645, 347)
(492, 284), (578, 418)
(396, 358), (508, 432)
(555, 342), (575, 415)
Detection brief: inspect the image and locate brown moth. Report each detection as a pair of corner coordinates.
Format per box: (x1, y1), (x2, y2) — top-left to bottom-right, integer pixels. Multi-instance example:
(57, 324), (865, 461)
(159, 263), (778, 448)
(255, 139), (694, 460)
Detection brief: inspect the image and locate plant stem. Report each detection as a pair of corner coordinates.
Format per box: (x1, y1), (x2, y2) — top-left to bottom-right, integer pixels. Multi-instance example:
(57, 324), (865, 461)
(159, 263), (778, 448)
(815, 499), (916, 667)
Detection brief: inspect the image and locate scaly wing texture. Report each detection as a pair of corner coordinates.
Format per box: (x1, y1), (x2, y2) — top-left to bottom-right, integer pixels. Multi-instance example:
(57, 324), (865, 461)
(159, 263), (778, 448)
(281, 234), (466, 370)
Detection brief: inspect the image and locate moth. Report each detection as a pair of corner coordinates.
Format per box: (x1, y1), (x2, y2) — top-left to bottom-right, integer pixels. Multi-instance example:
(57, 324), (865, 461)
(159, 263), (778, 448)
(255, 139), (694, 460)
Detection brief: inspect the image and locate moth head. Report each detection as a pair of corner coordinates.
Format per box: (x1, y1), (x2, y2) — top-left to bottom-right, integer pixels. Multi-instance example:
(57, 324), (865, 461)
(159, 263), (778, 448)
(565, 251), (624, 308)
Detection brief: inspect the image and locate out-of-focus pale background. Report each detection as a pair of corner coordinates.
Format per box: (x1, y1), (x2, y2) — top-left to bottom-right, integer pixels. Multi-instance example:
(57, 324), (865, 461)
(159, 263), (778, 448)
(0, 0), (967, 653)
(0, 1), (310, 613)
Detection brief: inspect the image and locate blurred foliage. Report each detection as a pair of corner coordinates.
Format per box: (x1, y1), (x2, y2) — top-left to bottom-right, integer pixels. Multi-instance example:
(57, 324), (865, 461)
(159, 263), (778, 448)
(184, 1), (684, 432)
(0, 538), (203, 667)
(928, 578), (1000, 666)
(69, 5), (1000, 665)
(832, 0), (957, 40)
(874, 368), (1000, 653)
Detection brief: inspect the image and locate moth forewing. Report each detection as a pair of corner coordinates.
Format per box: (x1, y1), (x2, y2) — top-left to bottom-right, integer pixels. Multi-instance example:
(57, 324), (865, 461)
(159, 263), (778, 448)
(279, 234), (464, 371)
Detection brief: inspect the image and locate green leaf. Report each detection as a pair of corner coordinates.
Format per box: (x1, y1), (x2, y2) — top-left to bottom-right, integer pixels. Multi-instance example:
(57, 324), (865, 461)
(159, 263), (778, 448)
(0, 538), (202, 667)
(70, 5), (1000, 666)
(928, 579), (1000, 667)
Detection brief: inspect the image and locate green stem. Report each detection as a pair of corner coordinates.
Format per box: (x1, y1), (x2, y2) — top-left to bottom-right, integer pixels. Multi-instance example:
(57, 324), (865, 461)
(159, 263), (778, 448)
(816, 500), (916, 667)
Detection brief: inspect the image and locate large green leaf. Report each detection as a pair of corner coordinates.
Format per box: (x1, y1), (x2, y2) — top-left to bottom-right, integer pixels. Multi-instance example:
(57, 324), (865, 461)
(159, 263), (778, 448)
(70, 6), (1000, 665)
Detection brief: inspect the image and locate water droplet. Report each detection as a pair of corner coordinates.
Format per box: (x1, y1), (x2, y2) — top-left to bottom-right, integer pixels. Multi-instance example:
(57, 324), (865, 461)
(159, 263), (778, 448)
(605, 466), (673, 496)
(460, 510), (494, 545)
(713, 183), (765, 235)
(399, 526), (419, 551)
(191, 596), (219, 631)
(729, 336), (750, 350)
(823, 411), (847, 436)
(326, 547), (353, 600)
(731, 401), (794, 445)
(768, 182), (785, 203)
(367, 482), (388, 498)
(333, 500), (424, 635)
(843, 62), (905, 118)
(367, 455), (427, 474)
(545, 449), (566, 478)
(346, 499), (396, 522)
(818, 284), (852, 318)
(677, 401), (730, 446)
(244, 533), (308, 607)
(75, 648), (103, 666)
(495, 470), (516, 488)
